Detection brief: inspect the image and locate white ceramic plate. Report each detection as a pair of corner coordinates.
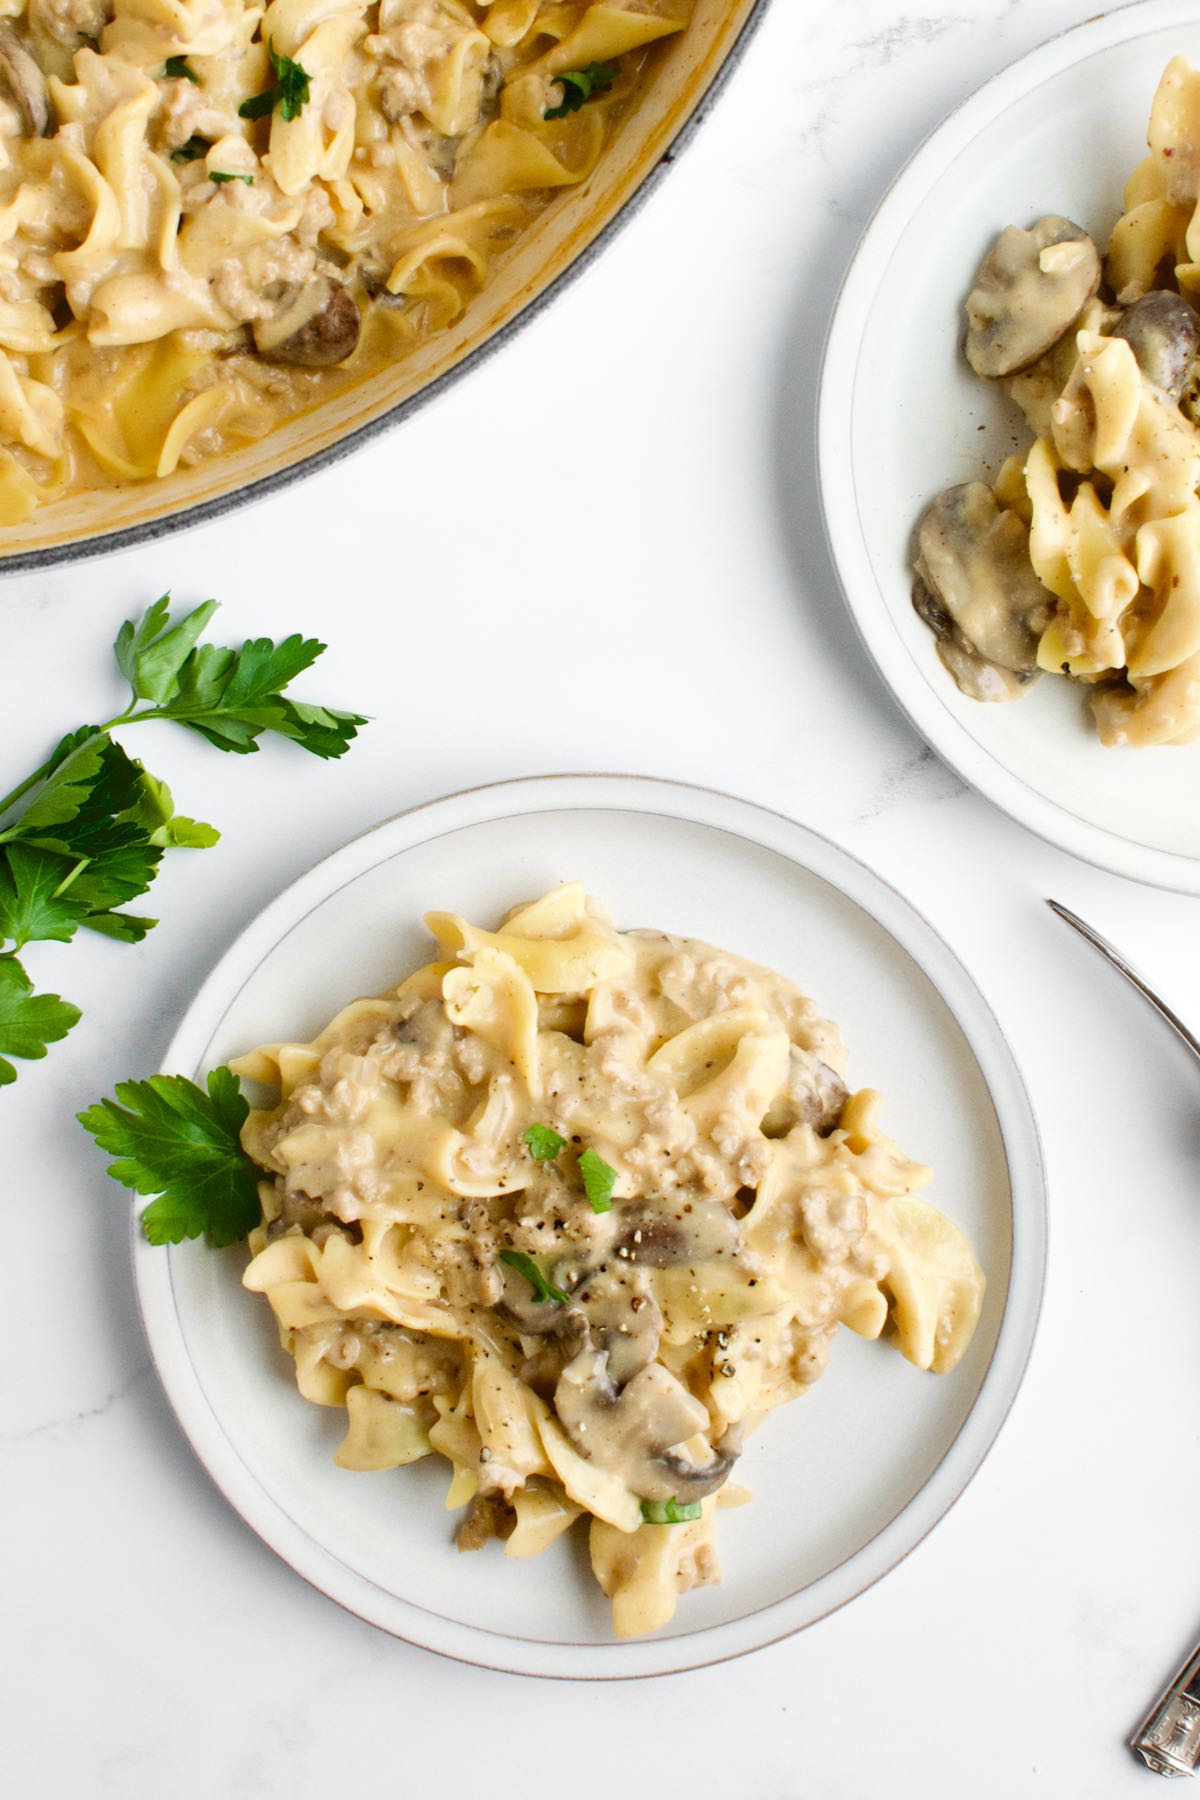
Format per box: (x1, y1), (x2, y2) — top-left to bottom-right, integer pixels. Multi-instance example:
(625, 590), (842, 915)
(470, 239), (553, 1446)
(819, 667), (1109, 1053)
(819, 0), (1200, 893)
(134, 775), (1045, 1678)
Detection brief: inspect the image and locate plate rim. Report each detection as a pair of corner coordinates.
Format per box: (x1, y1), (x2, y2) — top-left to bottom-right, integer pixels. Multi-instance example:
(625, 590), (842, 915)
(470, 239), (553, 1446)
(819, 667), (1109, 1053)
(817, 0), (1200, 896)
(132, 772), (1047, 1679)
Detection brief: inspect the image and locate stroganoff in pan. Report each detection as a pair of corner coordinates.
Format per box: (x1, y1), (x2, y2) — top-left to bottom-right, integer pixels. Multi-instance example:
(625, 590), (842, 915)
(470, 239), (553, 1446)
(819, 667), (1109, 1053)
(0, 0), (686, 522)
(232, 884), (985, 1636)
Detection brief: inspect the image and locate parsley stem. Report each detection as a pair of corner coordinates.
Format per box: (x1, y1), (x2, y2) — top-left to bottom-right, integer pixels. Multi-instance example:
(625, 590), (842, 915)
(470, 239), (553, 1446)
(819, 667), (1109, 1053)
(0, 763), (52, 827)
(52, 855), (90, 900)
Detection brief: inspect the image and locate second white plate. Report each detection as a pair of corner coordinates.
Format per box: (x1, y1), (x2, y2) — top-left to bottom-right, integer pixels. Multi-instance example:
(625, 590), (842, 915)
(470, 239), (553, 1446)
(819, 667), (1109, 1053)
(819, 0), (1200, 893)
(133, 775), (1045, 1678)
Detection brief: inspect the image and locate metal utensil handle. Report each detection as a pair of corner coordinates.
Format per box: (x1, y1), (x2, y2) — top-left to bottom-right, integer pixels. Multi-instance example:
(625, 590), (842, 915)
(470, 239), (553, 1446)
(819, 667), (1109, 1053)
(1133, 1640), (1200, 1776)
(1046, 901), (1200, 1068)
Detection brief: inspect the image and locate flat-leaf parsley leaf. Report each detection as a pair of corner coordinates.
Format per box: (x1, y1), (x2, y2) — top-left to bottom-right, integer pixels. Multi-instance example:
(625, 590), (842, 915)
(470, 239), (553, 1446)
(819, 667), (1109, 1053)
(640, 1498), (702, 1525)
(170, 135), (210, 163)
(579, 1145), (616, 1213)
(499, 1249), (571, 1306)
(78, 1068), (260, 1246)
(239, 40), (312, 124)
(0, 956), (79, 1087)
(544, 61), (618, 120)
(523, 1122), (566, 1161)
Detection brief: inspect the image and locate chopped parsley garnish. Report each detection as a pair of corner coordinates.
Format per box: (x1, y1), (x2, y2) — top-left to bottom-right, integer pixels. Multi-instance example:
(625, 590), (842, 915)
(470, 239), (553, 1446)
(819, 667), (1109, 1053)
(0, 595), (365, 1086)
(210, 171), (254, 184)
(78, 1068), (260, 1246)
(544, 61), (618, 120)
(641, 1498), (702, 1525)
(163, 56), (199, 84)
(578, 1145), (616, 1214)
(499, 1249), (571, 1307)
(523, 1122), (566, 1161)
(239, 40), (312, 124)
(170, 135), (210, 163)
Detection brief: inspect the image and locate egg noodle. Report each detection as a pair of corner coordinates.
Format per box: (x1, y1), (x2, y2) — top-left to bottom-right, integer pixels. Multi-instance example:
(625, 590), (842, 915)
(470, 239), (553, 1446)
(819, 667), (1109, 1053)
(0, 0), (685, 522)
(232, 884), (985, 1636)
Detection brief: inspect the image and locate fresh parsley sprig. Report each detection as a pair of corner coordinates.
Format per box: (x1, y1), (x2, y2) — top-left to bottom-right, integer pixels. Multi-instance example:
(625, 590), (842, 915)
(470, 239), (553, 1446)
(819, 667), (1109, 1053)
(0, 595), (365, 1085)
(499, 1248), (571, 1307)
(579, 1145), (616, 1214)
(544, 61), (618, 120)
(78, 1068), (260, 1245)
(239, 40), (312, 124)
(640, 1497), (702, 1525)
(170, 135), (210, 163)
(523, 1122), (566, 1161)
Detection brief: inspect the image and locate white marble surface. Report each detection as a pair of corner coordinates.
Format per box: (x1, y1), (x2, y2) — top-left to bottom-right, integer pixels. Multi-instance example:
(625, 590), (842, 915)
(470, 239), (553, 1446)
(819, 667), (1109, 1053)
(6, 0), (1200, 1792)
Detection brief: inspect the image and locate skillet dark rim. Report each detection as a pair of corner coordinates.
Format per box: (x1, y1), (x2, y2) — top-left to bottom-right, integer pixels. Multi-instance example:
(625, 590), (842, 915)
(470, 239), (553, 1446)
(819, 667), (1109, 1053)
(1, 0), (772, 576)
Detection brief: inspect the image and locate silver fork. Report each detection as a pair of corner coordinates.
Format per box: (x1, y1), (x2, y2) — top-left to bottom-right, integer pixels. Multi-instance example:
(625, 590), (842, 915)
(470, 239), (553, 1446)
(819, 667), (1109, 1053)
(1046, 900), (1200, 1067)
(1048, 898), (1200, 1776)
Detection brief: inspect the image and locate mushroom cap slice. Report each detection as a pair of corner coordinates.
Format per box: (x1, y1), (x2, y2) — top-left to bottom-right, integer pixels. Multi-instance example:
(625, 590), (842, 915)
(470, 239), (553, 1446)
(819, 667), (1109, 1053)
(253, 277), (361, 368)
(916, 481), (1055, 674)
(913, 572), (1033, 703)
(0, 23), (48, 137)
(554, 1347), (714, 1505)
(761, 1048), (848, 1138)
(965, 216), (1101, 379)
(1112, 289), (1200, 400)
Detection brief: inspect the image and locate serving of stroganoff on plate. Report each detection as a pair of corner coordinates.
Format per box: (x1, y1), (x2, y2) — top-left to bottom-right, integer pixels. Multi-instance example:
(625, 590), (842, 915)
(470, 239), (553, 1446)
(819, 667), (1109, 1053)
(913, 55), (1200, 749)
(229, 880), (984, 1637)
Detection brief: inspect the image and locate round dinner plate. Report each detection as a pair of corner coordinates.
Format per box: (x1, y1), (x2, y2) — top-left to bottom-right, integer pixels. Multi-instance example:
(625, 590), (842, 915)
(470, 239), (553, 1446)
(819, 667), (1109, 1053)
(135, 775), (1045, 1679)
(819, 0), (1200, 893)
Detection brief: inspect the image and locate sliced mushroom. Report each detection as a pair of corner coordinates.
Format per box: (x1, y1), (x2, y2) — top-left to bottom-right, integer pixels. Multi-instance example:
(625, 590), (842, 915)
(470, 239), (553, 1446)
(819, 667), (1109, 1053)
(965, 216), (1100, 379)
(553, 1340), (740, 1504)
(0, 23), (49, 137)
(915, 482), (1055, 690)
(762, 1048), (848, 1138)
(913, 572), (1032, 703)
(1112, 289), (1200, 400)
(612, 1197), (741, 1268)
(571, 1271), (662, 1386)
(253, 276), (361, 368)
(658, 1420), (743, 1504)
